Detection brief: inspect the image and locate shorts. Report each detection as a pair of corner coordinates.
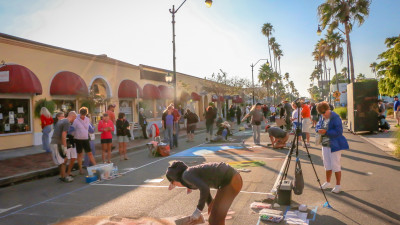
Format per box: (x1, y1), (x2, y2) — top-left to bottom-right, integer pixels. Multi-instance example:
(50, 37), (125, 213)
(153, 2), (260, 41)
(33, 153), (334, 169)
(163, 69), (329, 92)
(322, 147), (342, 172)
(66, 148), (77, 159)
(117, 135), (129, 143)
(312, 115), (318, 121)
(302, 118), (313, 133)
(50, 144), (66, 166)
(395, 111), (400, 119)
(75, 139), (91, 153)
(187, 124), (196, 134)
(101, 138), (113, 144)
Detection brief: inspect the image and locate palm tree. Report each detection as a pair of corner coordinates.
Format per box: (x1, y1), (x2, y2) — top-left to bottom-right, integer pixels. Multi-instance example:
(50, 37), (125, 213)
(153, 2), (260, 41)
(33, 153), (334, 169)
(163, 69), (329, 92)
(258, 64), (275, 99)
(370, 62), (377, 78)
(276, 49), (283, 75)
(262, 23), (274, 68)
(318, 0), (371, 83)
(271, 42), (281, 73)
(315, 39), (329, 94)
(269, 37), (277, 71)
(326, 31), (345, 91)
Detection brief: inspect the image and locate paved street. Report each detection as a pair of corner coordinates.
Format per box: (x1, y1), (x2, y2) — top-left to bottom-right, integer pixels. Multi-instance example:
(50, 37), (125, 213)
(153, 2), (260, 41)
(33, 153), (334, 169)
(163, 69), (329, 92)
(0, 126), (399, 225)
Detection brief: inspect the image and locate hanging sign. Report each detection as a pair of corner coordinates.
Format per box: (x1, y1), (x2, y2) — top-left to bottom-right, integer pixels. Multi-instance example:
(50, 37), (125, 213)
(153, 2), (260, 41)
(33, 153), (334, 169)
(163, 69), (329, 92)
(0, 71), (9, 82)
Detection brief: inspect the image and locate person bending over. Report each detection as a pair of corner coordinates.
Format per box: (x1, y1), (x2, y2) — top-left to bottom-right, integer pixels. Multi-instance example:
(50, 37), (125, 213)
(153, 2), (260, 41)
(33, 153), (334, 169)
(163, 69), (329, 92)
(265, 125), (289, 149)
(166, 161), (242, 225)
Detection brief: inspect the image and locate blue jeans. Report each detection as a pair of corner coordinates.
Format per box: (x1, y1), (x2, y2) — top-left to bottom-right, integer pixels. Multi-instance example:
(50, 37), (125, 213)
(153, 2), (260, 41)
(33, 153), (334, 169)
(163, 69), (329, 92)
(165, 125), (174, 148)
(84, 140), (96, 167)
(42, 125), (52, 152)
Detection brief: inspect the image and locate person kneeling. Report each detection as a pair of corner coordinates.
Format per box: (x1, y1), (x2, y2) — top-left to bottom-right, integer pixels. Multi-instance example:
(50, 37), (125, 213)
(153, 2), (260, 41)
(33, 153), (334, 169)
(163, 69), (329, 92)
(166, 161), (243, 225)
(265, 125), (289, 149)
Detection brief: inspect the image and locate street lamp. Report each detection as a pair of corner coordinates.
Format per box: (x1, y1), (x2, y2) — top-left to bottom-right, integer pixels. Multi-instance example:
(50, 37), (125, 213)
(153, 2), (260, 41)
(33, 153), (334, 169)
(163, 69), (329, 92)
(165, 72), (173, 84)
(169, 0), (211, 107)
(317, 25), (322, 36)
(251, 59), (269, 105)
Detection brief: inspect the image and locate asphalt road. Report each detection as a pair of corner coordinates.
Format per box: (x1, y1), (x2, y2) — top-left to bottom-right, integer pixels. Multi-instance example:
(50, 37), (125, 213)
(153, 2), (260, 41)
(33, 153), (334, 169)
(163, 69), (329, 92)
(0, 127), (400, 225)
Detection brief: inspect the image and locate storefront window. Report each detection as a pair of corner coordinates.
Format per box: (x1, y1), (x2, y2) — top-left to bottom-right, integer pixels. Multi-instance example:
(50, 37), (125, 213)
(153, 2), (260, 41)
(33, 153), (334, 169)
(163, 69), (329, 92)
(0, 98), (31, 134)
(139, 100), (154, 119)
(156, 99), (166, 118)
(119, 100), (133, 122)
(54, 100), (75, 115)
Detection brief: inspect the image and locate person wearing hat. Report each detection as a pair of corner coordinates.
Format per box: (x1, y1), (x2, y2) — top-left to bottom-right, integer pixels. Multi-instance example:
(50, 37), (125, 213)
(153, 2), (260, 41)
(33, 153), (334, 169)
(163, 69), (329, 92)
(241, 103), (267, 145)
(394, 96), (400, 127)
(265, 125), (289, 148)
(166, 161), (242, 225)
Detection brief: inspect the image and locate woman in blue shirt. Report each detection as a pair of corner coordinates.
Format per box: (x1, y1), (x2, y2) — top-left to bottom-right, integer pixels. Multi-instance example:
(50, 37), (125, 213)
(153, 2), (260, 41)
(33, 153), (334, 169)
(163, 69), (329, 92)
(316, 102), (349, 194)
(163, 106), (175, 148)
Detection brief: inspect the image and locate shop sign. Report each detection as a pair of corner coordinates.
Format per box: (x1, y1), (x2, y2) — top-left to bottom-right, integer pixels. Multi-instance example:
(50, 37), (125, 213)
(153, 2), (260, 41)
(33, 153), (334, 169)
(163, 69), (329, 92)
(0, 71), (9, 82)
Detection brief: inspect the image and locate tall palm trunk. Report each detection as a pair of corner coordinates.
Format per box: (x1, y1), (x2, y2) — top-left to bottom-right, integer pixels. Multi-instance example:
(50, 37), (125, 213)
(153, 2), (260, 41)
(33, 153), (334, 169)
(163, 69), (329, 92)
(279, 59), (281, 75)
(345, 21), (355, 83)
(333, 57), (339, 92)
(323, 58), (327, 97)
(267, 36), (272, 69)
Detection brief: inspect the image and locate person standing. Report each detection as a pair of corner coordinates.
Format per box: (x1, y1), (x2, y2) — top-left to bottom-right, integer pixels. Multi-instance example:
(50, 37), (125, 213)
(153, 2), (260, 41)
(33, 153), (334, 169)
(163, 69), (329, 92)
(172, 104), (181, 148)
(283, 100), (293, 131)
(279, 103), (286, 129)
(98, 113), (114, 163)
(106, 104), (116, 149)
(163, 106), (175, 148)
(301, 102), (312, 147)
(40, 107), (54, 153)
(50, 111), (77, 182)
(236, 106), (242, 125)
(269, 105), (276, 116)
(139, 108), (148, 139)
(205, 105), (217, 142)
(311, 102), (318, 128)
(83, 114), (96, 168)
(116, 113), (130, 160)
(393, 96), (400, 127)
(228, 105), (235, 123)
(242, 103), (267, 145)
(262, 104), (268, 118)
(378, 100), (385, 116)
(184, 109), (199, 142)
(73, 107), (97, 174)
(316, 101), (349, 194)
(166, 161), (242, 225)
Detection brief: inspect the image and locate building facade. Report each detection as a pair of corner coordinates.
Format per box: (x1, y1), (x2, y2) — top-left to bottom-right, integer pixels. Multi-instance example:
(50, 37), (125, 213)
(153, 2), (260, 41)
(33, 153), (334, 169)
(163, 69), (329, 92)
(0, 33), (215, 150)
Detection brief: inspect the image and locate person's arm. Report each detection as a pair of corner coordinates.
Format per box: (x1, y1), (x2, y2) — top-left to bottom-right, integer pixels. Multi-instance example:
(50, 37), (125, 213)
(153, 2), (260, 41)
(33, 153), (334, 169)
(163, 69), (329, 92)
(62, 131), (68, 148)
(182, 172), (210, 211)
(269, 135), (275, 147)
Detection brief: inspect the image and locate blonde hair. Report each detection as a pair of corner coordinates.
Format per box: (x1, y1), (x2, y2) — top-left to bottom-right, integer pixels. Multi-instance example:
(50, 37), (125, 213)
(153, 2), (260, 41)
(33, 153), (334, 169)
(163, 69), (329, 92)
(40, 107), (51, 118)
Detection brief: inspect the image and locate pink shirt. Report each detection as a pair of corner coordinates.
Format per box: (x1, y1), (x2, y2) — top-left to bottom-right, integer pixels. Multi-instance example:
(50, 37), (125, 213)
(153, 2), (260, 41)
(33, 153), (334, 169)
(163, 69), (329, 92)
(98, 119), (114, 139)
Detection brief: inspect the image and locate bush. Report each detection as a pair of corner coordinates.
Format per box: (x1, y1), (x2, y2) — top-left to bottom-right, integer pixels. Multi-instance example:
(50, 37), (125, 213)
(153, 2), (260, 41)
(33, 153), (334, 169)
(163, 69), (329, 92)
(387, 108), (394, 116)
(34, 98), (55, 118)
(333, 107), (347, 120)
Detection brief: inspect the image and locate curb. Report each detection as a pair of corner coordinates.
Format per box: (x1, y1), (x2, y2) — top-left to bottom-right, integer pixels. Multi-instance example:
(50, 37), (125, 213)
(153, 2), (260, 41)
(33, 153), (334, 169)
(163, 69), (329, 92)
(0, 129), (206, 188)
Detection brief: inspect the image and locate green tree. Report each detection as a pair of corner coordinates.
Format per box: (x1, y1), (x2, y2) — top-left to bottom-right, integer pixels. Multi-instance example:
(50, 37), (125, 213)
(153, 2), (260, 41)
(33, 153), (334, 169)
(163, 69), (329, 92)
(376, 35), (400, 96)
(356, 73), (366, 80)
(370, 62), (378, 78)
(318, 0), (371, 83)
(261, 23), (274, 68)
(326, 31), (345, 91)
(308, 86), (321, 101)
(258, 63), (275, 98)
(331, 72), (347, 85)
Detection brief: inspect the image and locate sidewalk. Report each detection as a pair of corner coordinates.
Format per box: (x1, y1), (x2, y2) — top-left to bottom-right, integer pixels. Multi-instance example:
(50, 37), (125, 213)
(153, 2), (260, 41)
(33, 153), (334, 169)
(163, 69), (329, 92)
(358, 117), (399, 157)
(0, 121), (206, 187)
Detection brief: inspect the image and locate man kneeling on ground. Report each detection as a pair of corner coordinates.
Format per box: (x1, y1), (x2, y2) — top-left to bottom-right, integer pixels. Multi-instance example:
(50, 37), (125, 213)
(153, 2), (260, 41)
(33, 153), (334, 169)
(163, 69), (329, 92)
(265, 125), (289, 149)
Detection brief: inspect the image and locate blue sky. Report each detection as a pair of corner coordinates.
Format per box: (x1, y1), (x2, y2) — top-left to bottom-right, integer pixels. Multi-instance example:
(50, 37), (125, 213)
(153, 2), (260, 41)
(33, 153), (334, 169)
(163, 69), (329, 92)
(0, 0), (399, 97)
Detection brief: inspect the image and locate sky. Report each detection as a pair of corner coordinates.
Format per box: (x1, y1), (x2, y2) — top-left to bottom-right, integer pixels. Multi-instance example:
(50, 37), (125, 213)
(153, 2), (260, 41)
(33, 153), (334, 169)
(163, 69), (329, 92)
(0, 0), (399, 97)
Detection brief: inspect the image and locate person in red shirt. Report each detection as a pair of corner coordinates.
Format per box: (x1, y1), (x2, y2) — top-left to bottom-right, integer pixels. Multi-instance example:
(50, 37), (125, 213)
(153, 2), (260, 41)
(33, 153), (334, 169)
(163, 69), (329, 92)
(40, 107), (54, 153)
(106, 104), (116, 150)
(301, 102), (312, 147)
(98, 113), (115, 163)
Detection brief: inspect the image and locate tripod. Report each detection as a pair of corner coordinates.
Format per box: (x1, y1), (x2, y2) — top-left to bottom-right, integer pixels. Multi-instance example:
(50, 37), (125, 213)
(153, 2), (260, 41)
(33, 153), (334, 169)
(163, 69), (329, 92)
(276, 101), (332, 208)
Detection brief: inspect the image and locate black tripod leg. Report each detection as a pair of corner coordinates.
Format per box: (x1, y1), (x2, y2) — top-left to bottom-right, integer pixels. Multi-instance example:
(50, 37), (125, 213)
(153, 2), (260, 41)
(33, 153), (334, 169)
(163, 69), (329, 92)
(302, 140), (333, 208)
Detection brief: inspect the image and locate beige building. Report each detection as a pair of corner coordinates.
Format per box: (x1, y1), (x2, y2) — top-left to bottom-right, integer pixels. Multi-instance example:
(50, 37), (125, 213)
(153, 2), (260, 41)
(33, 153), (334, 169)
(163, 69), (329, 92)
(0, 33), (215, 150)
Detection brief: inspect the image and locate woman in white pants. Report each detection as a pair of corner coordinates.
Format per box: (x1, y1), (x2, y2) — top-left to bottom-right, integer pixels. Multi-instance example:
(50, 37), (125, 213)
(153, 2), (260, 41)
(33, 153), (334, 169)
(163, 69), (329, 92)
(315, 102), (349, 194)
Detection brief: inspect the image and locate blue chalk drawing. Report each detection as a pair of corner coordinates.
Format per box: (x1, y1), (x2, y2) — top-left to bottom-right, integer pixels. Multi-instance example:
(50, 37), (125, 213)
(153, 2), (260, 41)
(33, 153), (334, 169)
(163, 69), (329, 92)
(173, 146), (243, 157)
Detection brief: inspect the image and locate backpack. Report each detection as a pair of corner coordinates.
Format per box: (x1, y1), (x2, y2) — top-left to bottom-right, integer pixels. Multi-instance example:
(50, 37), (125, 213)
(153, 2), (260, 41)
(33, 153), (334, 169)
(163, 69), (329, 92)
(192, 113), (199, 123)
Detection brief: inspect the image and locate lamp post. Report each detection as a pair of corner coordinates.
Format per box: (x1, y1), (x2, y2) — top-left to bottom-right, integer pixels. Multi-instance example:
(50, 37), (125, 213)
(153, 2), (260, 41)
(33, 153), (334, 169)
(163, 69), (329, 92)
(169, 0), (212, 107)
(251, 59), (269, 105)
(327, 68), (331, 104)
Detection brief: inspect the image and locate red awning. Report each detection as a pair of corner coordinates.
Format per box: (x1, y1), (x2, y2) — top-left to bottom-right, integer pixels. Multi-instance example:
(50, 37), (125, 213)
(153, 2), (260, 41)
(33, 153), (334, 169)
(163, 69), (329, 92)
(118, 80), (142, 98)
(158, 85), (173, 99)
(0, 64), (42, 94)
(212, 95), (224, 102)
(232, 95), (243, 103)
(50, 71), (88, 96)
(180, 91), (191, 102)
(191, 92), (201, 101)
(142, 84), (161, 100)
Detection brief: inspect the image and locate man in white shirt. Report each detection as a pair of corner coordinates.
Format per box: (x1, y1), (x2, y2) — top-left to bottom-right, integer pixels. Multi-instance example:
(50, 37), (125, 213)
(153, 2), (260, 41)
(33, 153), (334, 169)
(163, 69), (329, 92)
(270, 105), (276, 114)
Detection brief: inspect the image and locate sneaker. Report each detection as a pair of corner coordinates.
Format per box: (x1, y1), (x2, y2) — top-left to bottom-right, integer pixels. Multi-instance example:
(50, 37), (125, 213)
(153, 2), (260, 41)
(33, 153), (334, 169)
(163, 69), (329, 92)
(331, 185), (341, 194)
(302, 142), (306, 148)
(60, 176), (74, 183)
(306, 142), (311, 147)
(320, 182), (331, 190)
